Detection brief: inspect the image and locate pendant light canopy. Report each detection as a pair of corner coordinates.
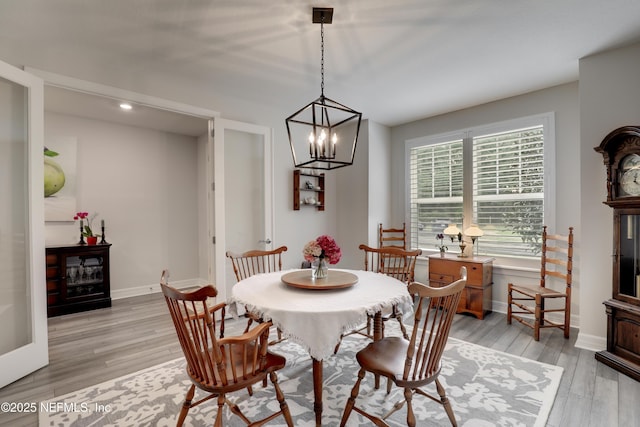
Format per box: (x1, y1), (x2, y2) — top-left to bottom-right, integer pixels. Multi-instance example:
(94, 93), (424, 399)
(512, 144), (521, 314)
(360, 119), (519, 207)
(286, 7), (362, 171)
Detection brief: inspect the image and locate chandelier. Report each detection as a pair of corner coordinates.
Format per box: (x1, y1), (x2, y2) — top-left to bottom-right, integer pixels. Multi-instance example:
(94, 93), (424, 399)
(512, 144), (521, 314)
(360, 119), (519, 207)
(285, 7), (362, 170)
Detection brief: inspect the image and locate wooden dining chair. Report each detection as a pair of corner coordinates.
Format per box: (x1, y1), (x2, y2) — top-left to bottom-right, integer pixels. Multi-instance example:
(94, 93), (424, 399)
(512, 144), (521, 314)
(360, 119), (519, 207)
(226, 246), (287, 343)
(340, 269), (467, 427)
(507, 226), (574, 341)
(335, 245), (422, 354)
(160, 276), (294, 427)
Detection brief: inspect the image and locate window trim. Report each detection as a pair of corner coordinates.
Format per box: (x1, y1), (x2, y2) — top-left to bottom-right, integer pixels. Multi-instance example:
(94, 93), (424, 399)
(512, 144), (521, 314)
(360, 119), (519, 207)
(404, 112), (556, 261)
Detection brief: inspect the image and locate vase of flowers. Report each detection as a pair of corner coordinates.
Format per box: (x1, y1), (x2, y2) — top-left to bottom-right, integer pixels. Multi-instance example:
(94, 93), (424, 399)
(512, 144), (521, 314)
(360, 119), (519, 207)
(303, 235), (342, 279)
(74, 211), (100, 245)
(435, 233), (447, 257)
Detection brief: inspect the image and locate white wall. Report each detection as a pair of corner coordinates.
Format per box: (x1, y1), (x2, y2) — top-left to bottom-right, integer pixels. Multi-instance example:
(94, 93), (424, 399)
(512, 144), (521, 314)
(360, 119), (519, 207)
(367, 121), (393, 244)
(390, 82), (582, 332)
(335, 122), (370, 269)
(44, 112), (205, 298)
(578, 41), (640, 350)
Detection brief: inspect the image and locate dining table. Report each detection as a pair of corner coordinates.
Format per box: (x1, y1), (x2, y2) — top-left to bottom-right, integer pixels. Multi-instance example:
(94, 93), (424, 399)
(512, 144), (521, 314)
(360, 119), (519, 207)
(229, 268), (413, 427)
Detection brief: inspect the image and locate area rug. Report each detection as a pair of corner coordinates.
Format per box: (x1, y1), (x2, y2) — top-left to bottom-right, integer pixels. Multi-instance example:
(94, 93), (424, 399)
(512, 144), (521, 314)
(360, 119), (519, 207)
(40, 334), (562, 427)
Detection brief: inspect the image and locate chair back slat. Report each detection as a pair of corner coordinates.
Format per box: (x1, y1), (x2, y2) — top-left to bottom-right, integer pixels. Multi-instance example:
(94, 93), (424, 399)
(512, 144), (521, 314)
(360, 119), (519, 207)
(540, 226), (574, 290)
(379, 223), (407, 250)
(405, 275), (466, 382)
(226, 246), (288, 281)
(359, 244), (422, 284)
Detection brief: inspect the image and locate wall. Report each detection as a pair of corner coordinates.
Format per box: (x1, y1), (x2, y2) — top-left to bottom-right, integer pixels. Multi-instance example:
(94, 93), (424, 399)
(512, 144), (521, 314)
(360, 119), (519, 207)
(336, 122), (370, 269)
(390, 82), (582, 334)
(578, 41), (640, 349)
(44, 112), (206, 298)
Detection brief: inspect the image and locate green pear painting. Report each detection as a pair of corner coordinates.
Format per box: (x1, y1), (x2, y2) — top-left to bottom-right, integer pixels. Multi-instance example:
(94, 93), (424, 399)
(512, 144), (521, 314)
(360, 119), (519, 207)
(44, 136), (77, 222)
(44, 147), (65, 197)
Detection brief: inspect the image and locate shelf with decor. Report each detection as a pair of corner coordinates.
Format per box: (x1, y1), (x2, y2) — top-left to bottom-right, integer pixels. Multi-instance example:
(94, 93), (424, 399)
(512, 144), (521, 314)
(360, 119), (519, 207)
(294, 169), (325, 211)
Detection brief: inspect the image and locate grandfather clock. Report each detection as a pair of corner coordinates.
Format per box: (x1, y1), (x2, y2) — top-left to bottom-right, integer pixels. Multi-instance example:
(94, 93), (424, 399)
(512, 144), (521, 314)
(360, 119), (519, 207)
(594, 126), (640, 381)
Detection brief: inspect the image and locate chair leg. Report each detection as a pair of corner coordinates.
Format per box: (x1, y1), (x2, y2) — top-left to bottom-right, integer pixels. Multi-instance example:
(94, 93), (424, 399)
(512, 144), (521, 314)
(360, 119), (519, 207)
(334, 337), (343, 355)
(436, 378), (457, 426)
(244, 316), (253, 333)
(534, 294), (542, 341)
(506, 285), (513, 324)
(176, 384), (195, 426)
(270, 371), (294, 426)
(564, 297), (570, 339)
(340, 368), (366, 427)
(394, 306), (409, 340)
(214, 394), (225, 427)
(405, 387), (416, 427)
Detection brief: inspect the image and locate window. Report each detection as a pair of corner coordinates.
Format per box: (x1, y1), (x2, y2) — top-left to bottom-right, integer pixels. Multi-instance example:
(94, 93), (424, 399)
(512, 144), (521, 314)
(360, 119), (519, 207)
(406, 113), (554, 258)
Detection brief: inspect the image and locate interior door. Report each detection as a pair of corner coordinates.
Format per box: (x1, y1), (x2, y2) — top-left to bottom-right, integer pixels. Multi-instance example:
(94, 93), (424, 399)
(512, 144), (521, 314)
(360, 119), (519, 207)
(212, 118), (273, 303)
(0, 60), (48, 387)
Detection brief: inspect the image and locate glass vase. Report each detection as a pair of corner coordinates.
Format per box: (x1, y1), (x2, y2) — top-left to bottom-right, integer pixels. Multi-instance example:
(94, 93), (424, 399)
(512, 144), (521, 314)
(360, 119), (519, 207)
(312, 257), (328, 279)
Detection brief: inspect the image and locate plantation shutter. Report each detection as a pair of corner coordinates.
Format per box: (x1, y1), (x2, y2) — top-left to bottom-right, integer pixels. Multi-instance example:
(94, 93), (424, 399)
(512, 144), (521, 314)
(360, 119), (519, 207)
(472, 125), (544, 256)
(409, 139), (464, 250)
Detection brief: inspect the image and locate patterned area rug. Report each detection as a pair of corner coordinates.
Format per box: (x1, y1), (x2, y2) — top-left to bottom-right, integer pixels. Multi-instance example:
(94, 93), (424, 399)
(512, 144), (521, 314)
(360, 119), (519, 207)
(40, 333), (562, 427)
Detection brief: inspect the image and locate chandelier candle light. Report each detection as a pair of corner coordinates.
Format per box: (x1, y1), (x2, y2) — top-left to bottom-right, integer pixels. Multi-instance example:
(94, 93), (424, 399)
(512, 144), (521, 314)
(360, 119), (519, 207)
(285, 7), (362, 171)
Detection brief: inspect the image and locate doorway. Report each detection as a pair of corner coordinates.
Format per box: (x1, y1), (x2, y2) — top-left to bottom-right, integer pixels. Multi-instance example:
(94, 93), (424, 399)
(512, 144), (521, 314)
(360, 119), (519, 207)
(213, 118), (274, 303)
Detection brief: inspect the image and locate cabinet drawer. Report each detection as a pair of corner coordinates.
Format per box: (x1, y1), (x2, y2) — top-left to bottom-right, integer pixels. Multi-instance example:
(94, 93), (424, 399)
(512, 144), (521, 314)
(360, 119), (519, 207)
(46, 254), (58, 265)
(46, 266), (59, 279)
(46, 279), (59, 292)
(429, 272), (454, 286)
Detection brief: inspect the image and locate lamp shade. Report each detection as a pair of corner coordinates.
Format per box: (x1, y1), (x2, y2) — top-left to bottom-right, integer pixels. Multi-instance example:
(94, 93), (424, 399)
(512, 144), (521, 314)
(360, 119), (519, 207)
(443, 224), (461, 237)
(464, 224), (484, 238)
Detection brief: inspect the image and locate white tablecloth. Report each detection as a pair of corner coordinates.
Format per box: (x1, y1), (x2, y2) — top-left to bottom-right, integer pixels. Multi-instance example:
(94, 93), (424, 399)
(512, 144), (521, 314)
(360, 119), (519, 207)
(229, 269), (413, 360)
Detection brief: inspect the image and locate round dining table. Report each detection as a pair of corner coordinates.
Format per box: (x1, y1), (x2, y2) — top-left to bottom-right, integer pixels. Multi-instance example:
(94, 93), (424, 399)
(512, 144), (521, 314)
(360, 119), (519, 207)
(229, 268), (413, 426)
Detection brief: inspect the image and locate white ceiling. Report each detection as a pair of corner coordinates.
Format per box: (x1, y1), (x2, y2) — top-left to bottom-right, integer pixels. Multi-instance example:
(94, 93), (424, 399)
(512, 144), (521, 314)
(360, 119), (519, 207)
(2, 0), (640, 131)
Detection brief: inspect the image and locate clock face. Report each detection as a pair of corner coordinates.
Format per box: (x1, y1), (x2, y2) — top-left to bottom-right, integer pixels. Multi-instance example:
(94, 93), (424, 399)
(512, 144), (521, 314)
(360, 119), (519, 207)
(619, 154), (640, 197)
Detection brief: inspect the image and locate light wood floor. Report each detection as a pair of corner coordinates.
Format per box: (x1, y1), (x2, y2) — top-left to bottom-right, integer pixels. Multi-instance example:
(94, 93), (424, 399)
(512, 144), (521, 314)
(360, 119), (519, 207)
(1, 292), (638, 426)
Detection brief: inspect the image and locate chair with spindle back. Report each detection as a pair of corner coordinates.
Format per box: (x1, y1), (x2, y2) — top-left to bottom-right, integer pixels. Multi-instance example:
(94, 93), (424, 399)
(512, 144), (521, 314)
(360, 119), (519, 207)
(226, 246), (287, 343)
(340, 268), (467, 427)
(335, 245), (422, 355)
(160, 273), (293, 427)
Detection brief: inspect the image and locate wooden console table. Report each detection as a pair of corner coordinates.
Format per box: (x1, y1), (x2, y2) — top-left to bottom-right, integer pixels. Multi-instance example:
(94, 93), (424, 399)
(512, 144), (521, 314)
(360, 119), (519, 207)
(428, 253), (494, 319)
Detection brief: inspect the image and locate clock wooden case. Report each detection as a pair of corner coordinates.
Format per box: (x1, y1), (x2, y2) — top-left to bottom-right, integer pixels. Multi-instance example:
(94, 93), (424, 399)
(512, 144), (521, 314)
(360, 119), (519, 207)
(594, 125), (640, 381)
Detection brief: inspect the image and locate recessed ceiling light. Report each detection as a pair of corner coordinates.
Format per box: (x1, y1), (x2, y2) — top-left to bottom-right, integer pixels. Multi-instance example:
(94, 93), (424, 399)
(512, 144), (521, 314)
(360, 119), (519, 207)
(119, 103), (132, 110)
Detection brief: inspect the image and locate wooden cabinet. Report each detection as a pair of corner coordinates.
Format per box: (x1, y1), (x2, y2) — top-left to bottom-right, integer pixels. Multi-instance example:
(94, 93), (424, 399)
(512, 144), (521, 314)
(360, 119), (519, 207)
(293, 169), (325, 211)
(428, 253), (494, 319)
(45, 244), (112, 317)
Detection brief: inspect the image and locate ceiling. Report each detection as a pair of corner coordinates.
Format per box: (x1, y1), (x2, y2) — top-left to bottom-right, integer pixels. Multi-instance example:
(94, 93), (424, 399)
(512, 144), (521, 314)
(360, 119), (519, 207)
(2, 0), (640, 132)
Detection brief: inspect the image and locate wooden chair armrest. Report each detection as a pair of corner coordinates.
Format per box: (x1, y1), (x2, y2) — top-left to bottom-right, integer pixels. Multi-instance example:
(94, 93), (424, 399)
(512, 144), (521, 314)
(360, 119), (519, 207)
(218, 321), (272, 346)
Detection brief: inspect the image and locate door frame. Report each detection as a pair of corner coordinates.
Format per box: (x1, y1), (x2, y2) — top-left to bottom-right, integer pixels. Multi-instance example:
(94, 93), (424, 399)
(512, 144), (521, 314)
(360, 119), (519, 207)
(0, 60), (47, 387)
(212, 118), (274, 303)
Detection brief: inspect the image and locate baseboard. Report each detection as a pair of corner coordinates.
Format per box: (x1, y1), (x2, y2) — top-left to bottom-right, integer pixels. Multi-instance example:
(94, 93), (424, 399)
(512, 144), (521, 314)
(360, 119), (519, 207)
(575, 332), (606, 352)
(111, 278), (209, 300)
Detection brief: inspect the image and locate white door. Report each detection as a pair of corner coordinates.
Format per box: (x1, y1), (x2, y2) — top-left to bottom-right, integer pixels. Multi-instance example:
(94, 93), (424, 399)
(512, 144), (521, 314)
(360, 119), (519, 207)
(0, 60), (48, 387)
(212, 118), (273, 303)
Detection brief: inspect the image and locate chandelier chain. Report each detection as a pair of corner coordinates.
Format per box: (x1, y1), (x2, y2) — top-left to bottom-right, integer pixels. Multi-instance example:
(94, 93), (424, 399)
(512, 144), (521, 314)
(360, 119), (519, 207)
(320, 15), (325, 97)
